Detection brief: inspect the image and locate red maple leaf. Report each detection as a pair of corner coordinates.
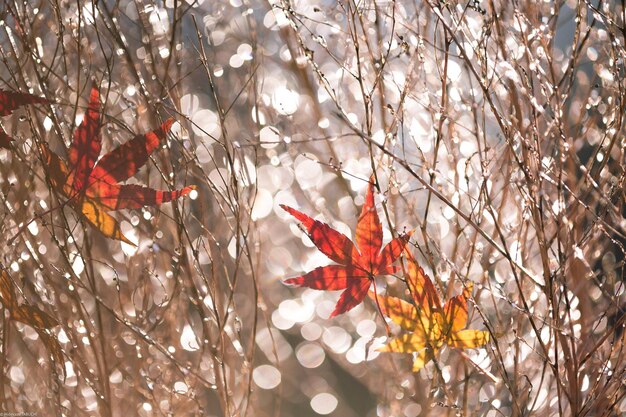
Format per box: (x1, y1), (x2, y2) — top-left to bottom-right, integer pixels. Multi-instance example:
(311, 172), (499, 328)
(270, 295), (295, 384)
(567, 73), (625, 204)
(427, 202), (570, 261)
(0, 88), (49, 148)
(40, 84), (195, 245)
(281, 178), (412, 317)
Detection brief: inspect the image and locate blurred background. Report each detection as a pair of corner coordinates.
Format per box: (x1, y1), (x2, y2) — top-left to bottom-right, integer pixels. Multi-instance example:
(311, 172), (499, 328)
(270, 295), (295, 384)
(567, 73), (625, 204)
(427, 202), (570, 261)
(0, 0), (625, 416)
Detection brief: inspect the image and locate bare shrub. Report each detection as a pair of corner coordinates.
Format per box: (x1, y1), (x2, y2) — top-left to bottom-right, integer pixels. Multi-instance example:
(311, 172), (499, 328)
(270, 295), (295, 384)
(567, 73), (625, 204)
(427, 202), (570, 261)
(0, 0), (625, 416)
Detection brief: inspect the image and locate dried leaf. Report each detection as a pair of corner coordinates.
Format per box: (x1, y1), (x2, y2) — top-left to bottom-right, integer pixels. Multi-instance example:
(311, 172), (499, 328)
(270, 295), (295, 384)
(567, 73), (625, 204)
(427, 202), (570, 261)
(0, 270), (64, 375)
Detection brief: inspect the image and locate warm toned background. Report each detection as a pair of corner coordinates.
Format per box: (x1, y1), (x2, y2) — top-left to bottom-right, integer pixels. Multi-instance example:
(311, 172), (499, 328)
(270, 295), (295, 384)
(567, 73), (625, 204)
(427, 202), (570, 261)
(0, 0), (625, 416)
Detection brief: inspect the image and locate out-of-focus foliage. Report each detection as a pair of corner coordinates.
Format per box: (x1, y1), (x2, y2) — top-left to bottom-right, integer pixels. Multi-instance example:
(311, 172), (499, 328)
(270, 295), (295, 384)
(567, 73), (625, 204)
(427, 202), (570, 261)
(0, 0), (625, 416)
(0, 269), (64, 375)
(41, 84), (195, 244)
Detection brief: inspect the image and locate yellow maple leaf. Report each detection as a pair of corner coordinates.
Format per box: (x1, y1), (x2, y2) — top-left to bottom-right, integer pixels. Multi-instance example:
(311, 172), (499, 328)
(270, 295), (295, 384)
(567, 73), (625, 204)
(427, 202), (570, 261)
(373, 252), (489, 372)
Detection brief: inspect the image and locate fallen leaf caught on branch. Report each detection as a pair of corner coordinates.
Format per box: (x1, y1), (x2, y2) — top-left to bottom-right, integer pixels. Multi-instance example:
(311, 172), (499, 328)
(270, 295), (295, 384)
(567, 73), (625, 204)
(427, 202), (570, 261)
(0, 269), (64, 376)
(0, 88), (49, 148)
(39, 84), (195, 245)
(374, 252), (490, 372)
(281, 178), (412, 317)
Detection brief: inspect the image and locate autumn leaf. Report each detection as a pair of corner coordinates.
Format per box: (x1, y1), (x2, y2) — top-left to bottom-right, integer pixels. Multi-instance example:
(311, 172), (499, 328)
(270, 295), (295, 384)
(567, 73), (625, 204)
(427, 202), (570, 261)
(40, 84), (195, 245)
(0, 88), (49, 148)
(281, 178), (412, 317)
(373, 253), (489, 372)
(0, 270), (64, 376)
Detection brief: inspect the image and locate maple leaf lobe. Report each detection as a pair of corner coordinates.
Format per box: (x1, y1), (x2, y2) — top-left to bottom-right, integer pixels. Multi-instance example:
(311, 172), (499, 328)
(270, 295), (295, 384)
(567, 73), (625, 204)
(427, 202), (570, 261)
(0, 88), (49, 148)
(279, 204), (356, 265)
(0, 88), (49, 117)
(355, 179), (383, 269)
(91, 117), (176, 185)
(68, 85), (102, 191)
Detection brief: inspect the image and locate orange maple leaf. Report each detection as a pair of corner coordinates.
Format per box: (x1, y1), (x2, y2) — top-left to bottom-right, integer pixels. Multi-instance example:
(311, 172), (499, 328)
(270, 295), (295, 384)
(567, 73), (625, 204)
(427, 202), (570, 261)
(40, 84), (195, 245)
(281, 178), (412, 317)
(374, 252), (489, 372)
(0, 269), (64, 376)
(0, 88), (49, 148)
